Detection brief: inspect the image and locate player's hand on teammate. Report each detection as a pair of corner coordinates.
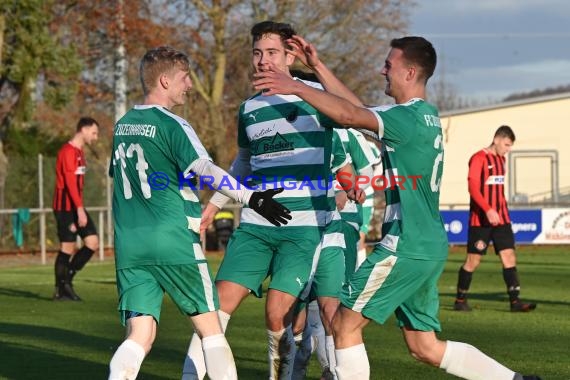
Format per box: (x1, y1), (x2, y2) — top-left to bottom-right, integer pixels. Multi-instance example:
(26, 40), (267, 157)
(252, 62), (298, 96)
(200, 203), (220, 241)
(286, 35), (321, 70)
(249, 188), (292, 226)
(347, 188), (366, 204)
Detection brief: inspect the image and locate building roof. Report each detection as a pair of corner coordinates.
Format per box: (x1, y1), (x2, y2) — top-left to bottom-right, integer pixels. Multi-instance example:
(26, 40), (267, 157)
(440, 92), (570, 117)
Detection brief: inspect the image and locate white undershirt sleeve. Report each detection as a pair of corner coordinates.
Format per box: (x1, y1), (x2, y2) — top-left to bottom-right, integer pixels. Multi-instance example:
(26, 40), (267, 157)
(207, 148), (252, 209)
(189, 158), (253, 207)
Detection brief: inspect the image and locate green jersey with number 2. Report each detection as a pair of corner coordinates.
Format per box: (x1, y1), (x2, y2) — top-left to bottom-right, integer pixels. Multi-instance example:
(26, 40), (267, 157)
(368, 98), (448, 260)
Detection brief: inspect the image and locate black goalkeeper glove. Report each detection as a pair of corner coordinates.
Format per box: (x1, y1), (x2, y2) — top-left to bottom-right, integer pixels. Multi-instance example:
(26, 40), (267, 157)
(249, 188), (292, 226)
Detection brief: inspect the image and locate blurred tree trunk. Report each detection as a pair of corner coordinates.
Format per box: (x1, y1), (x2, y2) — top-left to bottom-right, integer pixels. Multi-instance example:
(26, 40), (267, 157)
(0, 13), (6, 214)
(114, 0), (128, 122)
(182, 0), (239, 167)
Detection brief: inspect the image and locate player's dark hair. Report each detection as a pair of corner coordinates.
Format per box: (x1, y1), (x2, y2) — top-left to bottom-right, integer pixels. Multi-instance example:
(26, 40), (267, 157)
(76, 117), (99, 132)
(290, 69), (319, 83)
(251, 21), (296, 48)
(139, 46), (190, 95)
(390, 36), (437, 84)
(494, 125), (516, 142)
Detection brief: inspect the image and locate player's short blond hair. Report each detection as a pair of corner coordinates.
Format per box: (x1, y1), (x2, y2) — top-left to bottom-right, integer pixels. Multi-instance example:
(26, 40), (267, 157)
(139, 46), (190, 95)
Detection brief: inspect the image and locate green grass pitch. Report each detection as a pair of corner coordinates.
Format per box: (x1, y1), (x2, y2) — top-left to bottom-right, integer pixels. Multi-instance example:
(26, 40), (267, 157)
(0, 245), (568, 379)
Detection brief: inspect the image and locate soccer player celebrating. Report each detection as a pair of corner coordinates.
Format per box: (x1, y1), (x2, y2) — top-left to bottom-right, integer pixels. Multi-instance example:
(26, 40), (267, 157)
(184, 21), (361, 380)
(252, 36), (541, 380)
(107, 45), (290, 380)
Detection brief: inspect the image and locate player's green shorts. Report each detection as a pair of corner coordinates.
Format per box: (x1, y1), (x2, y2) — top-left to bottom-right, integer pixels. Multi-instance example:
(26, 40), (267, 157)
(116, 262), (218, 325)
(300, 219), (346, 301)
(340, 246), (445, 332)
(340, 221), (360, 279)
(216, 224), (322, 298)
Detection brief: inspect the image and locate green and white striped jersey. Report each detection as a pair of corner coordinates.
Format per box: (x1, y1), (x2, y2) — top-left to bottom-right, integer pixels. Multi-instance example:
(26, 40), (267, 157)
(110, 105), (208, 269)
(363, 140), (382, 208)
(336, 129), (376, 231)
(367, 98), (448, 260)
(329, 130), (351, 220)
(331, 129), (350, 178)
(318, 129), (351, 254)
(237, 79), (338, 227)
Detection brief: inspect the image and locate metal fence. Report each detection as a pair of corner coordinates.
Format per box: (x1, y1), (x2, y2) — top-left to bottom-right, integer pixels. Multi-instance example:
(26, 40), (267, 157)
(0, 154), (112, 264)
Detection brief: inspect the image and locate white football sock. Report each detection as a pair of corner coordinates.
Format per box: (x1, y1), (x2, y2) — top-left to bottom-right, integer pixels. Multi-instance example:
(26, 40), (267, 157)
(268, 325), (296, 380)
(294, 331), (304, 345)
(182, 333), (206, 380)
(335, 343), (369, 380)
(312, 321), (327, 370)
(202, 333), (237, 380)
(108, 339), (146, 380)
(182, 310), (232, 380)
(305, 301), (327, 371)
(325, 335), (338, 379)
(440, 340), (516, 380)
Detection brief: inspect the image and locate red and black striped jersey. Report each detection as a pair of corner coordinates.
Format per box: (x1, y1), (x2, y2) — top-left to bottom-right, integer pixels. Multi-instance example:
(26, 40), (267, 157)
(53, 142), (86, 211)
(468, 149), (511, 227)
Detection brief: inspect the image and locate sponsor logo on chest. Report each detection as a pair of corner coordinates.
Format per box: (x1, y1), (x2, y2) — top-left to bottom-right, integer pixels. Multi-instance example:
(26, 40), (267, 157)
(75, 166), (86, 175)
(485, 175), (504, 185)
(251, 132), (295, 156)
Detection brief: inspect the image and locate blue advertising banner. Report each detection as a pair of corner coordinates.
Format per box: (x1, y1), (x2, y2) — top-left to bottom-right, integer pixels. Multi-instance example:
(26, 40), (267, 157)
(509, 210), (542, 243)
(440, 209), (542, 244)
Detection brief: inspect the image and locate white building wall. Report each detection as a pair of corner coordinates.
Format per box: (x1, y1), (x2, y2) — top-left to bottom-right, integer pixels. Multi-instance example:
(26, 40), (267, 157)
(439, 94), (570, 207)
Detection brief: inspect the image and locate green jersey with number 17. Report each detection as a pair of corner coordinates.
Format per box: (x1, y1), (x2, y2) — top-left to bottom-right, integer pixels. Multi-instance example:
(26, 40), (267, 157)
(368, 98), (448, 260)
(109, 105), (209, 269)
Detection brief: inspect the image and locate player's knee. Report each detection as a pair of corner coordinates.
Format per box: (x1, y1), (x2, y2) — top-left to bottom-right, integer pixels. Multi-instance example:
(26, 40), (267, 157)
(141, 341), (153, 354)
(499, 249), (516, 267)
(266, 309), (290, 331)
(266, 291), (296, 330)
(216, 281), (248, 314)
(464, 257), (481, 271)
(84, 235), (99, 251)
(407, 343), (439, 366)
(320, 302), (338, 328)
(331, 310), (347, 337)
(133, 332), (155, 354)
(463, 262), (478, 272)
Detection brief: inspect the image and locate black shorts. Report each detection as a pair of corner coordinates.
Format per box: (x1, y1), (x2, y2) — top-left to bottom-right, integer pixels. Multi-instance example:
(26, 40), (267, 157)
(53, 210), (98, 243)
(467, 223), (515, 255)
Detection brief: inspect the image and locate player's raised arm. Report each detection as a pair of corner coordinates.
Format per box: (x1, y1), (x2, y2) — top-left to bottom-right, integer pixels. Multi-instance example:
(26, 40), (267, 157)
(252, 64), (378, 131)
(286, 35), (363, 107)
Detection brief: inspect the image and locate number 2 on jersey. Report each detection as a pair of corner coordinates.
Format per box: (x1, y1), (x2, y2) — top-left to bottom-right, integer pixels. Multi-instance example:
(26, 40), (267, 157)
(430, 134), (443, 192)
